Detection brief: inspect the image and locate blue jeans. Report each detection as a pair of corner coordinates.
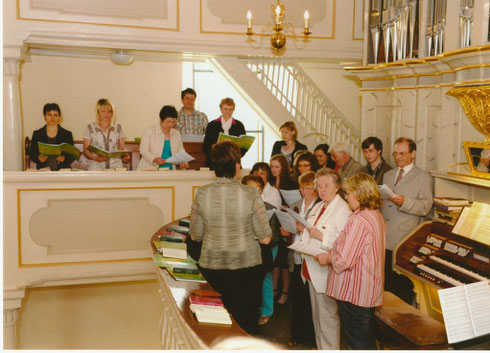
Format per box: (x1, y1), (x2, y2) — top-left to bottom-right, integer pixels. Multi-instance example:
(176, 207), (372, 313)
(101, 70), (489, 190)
(337, 300), (376, 350)
(261, 245), (278, 316)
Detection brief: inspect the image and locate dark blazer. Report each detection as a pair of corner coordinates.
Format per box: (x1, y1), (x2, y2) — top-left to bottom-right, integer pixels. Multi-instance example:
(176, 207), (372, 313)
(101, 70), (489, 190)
(271, 140), (308, 168)
(29, 125), (75, 170)
(202, 117), (247, 167)
(360, 158), (393, 184)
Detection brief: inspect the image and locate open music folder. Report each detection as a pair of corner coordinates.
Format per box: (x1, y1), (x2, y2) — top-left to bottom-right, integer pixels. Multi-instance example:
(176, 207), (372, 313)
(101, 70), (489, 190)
(438, 281), (490, 344)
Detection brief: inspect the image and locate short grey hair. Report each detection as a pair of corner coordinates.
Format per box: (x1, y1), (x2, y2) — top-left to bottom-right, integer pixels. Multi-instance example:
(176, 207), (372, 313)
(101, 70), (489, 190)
(329, 142), (351, 155)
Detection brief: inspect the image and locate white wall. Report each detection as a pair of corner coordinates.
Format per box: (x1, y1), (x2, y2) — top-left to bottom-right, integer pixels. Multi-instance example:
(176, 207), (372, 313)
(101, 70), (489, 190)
(21, 55), (182, 141)
(297, 62), (362, 130)
(4, 0), (364, 60)
(20, 55), (362, 151)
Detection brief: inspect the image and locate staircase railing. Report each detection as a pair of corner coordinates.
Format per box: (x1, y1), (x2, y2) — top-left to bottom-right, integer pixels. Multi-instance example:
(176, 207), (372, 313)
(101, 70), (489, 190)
(240, 58), (361, 159)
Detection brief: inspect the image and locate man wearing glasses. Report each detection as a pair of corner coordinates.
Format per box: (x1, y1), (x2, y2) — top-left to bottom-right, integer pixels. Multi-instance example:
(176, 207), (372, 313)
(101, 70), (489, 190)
(329, 142), (363, 179)
(381, 137), (433, 306)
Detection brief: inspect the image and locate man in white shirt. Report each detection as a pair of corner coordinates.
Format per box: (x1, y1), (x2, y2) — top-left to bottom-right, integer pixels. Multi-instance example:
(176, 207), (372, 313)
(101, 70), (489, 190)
(381, 137), (433, 305)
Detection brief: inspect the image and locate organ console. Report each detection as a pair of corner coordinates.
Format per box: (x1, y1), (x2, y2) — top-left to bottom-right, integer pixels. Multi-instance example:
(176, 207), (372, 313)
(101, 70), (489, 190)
(393, 221), (490, 322)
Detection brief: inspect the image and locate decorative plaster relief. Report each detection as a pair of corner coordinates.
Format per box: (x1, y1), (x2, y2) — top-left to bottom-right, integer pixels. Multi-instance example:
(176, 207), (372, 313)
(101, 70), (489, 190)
(417, 105), (440, 171)
(29, 198), (163, 254)
(18, 187), (173, 265)
(201, 0), (335, 39)
(364, 105), (399, 164)
(19, 0), (178, 30)
(31, 0), (167, 18)
(352, 0), (364, 40)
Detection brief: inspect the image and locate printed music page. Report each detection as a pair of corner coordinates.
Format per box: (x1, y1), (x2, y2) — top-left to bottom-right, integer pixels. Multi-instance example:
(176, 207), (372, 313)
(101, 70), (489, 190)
(438, 281), (490, 344)
(465, 281), (490, 338)
(438, 285), (474, 343)
(274, 210), (297, 234)
(452, 202), (490, 245)
(288, 241), (326, 257)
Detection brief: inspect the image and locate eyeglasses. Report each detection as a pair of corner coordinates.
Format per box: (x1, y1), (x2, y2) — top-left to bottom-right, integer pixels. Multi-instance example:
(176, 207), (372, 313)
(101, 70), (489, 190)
(298, 163), (311, 168)
(300, 186), (315, 192)
(392, 151), (410, 157)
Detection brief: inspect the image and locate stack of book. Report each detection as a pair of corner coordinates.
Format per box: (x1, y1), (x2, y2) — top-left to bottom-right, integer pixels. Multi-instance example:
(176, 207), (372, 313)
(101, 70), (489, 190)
(158, 231), (187, 243)
(157, 241), (188, 260)
(433, 197), (472, 226)
(153, 251), (207, 283)
(167, 218), (190, 235)
(152, 229), (206, 283)
(189, 290), (231, 325)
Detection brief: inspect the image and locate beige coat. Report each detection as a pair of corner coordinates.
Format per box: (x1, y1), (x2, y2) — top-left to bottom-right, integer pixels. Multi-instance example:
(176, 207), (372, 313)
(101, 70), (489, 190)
(137, 124), (185, 170)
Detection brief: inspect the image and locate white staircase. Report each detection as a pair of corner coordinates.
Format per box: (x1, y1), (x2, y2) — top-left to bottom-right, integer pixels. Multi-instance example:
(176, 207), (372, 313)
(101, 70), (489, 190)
(209, 57), (361, 159)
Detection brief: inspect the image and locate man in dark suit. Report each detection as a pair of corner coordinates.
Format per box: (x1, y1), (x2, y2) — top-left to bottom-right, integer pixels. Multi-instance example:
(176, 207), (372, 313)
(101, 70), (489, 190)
(381, 137), (433, 305)
(360, 136), (392, 184)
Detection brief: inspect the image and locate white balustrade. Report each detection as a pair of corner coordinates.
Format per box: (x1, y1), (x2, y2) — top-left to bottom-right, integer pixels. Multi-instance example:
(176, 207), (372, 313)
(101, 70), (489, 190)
(242, 58), (361, 159)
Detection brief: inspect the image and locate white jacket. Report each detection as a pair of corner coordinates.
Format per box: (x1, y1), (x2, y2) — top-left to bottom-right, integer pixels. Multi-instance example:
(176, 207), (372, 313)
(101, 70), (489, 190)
(137, 124), (185, 170)
(301, 194), (351, 293)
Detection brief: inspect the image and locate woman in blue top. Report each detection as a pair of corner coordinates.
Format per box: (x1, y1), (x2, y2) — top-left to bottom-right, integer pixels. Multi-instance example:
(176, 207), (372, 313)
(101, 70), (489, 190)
(137, 105), (188, 170)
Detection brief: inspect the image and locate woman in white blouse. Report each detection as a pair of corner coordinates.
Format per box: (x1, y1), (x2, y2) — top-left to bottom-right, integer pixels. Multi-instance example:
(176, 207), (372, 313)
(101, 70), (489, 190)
(83, 98), (130, 170)
(300, 168), (351, 350)
(137, 105), (189, 170)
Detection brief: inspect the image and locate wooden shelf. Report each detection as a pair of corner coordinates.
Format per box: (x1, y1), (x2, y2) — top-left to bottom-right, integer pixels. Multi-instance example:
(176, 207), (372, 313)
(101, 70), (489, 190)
(430, 170), (490, 188)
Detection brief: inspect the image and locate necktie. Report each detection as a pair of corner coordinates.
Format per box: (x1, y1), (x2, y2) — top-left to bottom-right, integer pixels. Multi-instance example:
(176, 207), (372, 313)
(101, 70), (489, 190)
(394, 168), (404, 186)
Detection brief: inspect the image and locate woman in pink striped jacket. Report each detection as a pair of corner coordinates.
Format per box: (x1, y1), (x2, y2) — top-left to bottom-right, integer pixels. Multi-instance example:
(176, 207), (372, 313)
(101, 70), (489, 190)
(316, 173), (386, 350)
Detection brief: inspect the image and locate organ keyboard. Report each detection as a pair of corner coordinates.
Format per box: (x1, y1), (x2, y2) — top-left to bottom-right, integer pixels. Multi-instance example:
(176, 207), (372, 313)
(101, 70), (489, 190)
(394, 221), (490, 290)
(393, 221), (490, 322)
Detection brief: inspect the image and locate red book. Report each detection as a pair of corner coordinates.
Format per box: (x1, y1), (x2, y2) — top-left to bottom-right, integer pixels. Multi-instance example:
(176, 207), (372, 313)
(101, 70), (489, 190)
(189, 295), (224, 307)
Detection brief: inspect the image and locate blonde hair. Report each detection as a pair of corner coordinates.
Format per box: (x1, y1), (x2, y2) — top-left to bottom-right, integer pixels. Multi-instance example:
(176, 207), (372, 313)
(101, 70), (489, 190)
(95, 98), (115, 124)
(342, 172), (382, 210)
(279, 121), (298, 141)
(298, 170), (316, 187)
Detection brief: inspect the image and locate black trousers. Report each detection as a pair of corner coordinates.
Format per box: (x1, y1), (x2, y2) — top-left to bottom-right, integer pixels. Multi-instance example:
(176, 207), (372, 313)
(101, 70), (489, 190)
(290, 264), (315, 343)
(384, 250), (415, 305)
(199, 264), (264, 335)
(337, 300), (376, 350)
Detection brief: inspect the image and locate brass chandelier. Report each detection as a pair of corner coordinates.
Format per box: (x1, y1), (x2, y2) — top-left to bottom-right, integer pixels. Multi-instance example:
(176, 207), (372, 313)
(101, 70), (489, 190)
(245, 0), (312, 51)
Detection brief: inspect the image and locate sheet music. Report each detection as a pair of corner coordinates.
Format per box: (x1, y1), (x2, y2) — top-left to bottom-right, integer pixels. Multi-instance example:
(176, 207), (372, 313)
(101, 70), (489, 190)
(288, 241), (326, 257)
(377, 184), (395, 199)
(438, 281), (490, 343)
(274, 210), (297, 234)
(165, 150), (195, 164)
(466, 281), (490, 337)
(279, 189), (302, 207)
(282, 207), (313, 228)
(438, 285), (474, 343)
(452, 202), (490, 245)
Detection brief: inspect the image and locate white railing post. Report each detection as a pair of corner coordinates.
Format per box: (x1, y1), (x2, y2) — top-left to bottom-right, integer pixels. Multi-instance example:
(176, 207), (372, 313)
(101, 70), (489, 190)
(243, 58), (361, 159)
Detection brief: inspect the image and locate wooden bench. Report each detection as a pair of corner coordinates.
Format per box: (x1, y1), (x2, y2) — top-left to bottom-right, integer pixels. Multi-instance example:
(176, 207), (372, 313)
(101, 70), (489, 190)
(375, 291), (448, 350)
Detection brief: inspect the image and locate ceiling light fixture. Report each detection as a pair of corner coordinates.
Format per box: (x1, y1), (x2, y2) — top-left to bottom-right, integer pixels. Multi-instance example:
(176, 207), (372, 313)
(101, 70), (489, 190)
(110, 51), (134, 65)
(246, 0), (312, 51)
